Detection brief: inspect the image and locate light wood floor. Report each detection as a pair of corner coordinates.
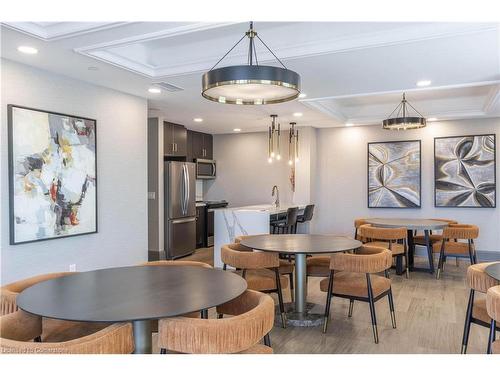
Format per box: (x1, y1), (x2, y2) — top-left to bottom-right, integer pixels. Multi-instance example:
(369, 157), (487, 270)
(158, 247), (490, 354)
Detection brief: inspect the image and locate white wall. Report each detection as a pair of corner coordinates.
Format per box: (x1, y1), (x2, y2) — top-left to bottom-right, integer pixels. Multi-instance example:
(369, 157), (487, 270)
(314, 118), (500, 253)
(204, 131), (295, 207)
(1, 59), (148, 284)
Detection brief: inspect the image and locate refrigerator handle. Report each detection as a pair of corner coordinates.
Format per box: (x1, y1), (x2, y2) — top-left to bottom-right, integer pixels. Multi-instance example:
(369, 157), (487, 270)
(185, 164), (190, 211)
(181, 164), (186, 215)
(183, 164), (189, 216)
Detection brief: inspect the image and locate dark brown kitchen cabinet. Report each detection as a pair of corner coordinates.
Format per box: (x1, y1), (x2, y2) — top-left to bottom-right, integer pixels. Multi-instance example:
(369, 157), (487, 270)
(164, 122), (187, 157)
(187, 130), (213, 160)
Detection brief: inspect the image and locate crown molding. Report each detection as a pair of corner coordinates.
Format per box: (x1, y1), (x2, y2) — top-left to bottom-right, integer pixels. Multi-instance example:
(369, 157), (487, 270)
(483, 85), (500, 113)
(75, 22), (498, 78)
(2, 22), (130, 41)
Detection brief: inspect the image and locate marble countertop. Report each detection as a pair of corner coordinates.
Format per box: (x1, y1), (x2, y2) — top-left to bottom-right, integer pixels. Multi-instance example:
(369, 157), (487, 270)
(224, 204), (307, 215)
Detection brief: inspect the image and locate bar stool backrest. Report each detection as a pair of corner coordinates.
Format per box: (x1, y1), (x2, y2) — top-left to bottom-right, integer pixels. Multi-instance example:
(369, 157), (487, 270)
(301, 205), (315, 222)
(442, 224), (479, 240)
(285, 207), (299, 226)
(359, 224), (407, 242)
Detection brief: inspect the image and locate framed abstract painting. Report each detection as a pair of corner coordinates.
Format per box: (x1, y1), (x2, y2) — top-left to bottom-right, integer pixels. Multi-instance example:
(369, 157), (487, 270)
(434, 134), (496, 208)
(368, 140), (421, 208)
(8, 105), (97, 244)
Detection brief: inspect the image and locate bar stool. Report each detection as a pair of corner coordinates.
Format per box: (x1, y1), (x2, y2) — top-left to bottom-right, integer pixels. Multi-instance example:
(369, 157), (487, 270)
(294, 204), (315, 233)
(271, 207), (298, 234)
(435, 224), (479, 279)
(358, 224), (409, 278)
(487, 285), (500, 354)
(461, 262), (499, 354)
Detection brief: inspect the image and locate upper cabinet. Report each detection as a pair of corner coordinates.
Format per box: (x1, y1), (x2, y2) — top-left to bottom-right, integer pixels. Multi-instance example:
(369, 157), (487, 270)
(187, 130), (213, 161)
(164, 122), (187, 157)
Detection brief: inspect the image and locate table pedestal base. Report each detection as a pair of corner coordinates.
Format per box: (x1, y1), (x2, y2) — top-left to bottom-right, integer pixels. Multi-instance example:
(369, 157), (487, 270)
(132, 320), (152, 354)
(274, 302), (324, 327)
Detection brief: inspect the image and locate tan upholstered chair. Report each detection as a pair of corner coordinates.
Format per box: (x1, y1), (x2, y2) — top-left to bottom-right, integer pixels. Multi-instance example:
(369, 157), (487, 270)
(157, 290), (274, 354)
(359, 224), (409, 278)
(487, 285), (500, 354)
(0, 272), (109, 342)
(461, 262), (500, 354)
(0, 310), (134, 354)
(320, 246), (395, 343)
(221, 243), (288, 328)
(354, 218), (368, 241)
(413, 218), (457, 245)
(435, 224), (479, 279)
(235, 235), (294, 301)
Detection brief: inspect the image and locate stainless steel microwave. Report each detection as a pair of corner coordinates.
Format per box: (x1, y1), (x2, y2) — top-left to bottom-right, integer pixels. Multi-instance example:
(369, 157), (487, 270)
(195, 159), (216, 179)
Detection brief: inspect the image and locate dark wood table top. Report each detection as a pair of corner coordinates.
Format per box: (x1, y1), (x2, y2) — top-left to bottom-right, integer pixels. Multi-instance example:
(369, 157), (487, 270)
(486, 263), (500, 281)
(241, 234), (362, 255)
(17, 266), (247, 323)
(365, 218), (449, 230)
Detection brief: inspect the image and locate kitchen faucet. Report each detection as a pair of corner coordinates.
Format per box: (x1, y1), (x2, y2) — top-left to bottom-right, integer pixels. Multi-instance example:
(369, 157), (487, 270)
(272, 185), (280, 208)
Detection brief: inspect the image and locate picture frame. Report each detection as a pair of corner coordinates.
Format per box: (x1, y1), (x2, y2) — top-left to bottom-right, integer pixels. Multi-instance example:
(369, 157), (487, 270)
(367, 140), (421, 208)
(8, 104), (98, 244)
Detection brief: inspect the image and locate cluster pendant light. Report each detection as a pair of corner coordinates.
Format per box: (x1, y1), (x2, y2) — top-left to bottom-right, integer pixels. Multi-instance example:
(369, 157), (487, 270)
(288, 122), (299, 165)
(383, 93), (426, 130)
(267, 115), (299, 164)
(202, 22), (301, 105)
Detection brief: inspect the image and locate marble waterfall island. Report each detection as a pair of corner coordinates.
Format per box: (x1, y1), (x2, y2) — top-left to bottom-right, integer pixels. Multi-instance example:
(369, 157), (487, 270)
(213, 204), (306, 268)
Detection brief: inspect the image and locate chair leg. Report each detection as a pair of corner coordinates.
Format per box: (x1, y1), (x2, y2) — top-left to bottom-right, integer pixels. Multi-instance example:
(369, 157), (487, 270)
(461, 289), (475, 354)
(366, 274), (379, 344)
(289, 273), (294, 302)
(264, 333), (272, 348)
(388, 288), (397, 329)
(160, 348), (167, 354)
(34, 336), (42, 342)
(395, 254), (403, 276)
(348, 299), (354, 318)
(488, 319), (496, 354)
(436, 242), (445, 279)
(222, 264), (227, 271)
(404, 239), (410, 279)
(217, 313), (223, 319)
(274, 268), (287, 328)
(323, 270), (334, 333)
(200, 309), (208, 319)
(467, 241), (475, 266)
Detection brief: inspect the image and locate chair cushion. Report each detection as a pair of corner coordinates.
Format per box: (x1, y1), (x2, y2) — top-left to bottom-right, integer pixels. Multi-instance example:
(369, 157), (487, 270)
(319, 272), (391, 298)
(472, 296), (490, 324)
(432, 241), (471, 254)
(42, 319), (110, 343)
(278, 260), (294, 274)
(238, 344), (273, 354)
(413, 234), (442, 245)
(306, 256), (330, 277)
(243, 269), (289, 291)
(365, 241), (405, 255)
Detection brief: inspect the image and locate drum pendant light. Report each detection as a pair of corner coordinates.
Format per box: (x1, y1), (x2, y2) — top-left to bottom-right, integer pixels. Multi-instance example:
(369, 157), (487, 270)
(202, 22), (301, 105)
(382, 93), (426, 130)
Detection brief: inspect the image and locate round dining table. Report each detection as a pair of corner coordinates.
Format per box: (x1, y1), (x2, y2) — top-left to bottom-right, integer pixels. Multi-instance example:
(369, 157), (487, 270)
(365, 218), (449, 274)
(17, 265), (247, 354)
(486, 263), (500, 281)
(241, 234), (362, 326)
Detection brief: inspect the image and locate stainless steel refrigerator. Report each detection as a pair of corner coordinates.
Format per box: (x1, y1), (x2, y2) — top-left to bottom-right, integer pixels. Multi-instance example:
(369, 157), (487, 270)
(164, 161), (196, 259)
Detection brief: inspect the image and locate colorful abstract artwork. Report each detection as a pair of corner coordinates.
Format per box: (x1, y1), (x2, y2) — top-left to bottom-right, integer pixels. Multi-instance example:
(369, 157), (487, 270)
(435, 134), (496, 207)
(368, 140), (421, 208)
(8, 105), (97, 244)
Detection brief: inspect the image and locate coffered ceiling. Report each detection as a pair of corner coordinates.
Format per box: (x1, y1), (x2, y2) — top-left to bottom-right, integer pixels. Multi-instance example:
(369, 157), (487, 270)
(1, 21), (499, 133)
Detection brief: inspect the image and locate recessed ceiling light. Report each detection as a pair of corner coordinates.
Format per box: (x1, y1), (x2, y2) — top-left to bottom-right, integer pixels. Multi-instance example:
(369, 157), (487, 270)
(298, 93), (307, 99)
(193, 118), (203, 122)
(427, 117), (438, 122)
(148, 87), (161, 94)
(233, 128), (241, 132)
(17, 46), (38, 55)
(293, 112), (303, 117)
(416, 80), (432, 87)
(345, 123), (354, 127)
